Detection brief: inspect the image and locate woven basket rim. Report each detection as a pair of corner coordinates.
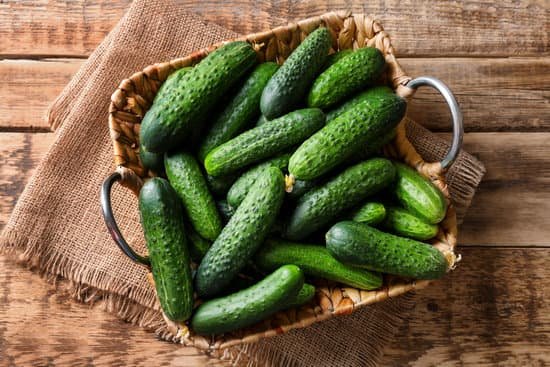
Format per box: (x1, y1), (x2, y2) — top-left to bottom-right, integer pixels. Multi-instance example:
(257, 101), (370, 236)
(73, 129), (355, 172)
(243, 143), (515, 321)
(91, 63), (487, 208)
(107, 11), (458, 350)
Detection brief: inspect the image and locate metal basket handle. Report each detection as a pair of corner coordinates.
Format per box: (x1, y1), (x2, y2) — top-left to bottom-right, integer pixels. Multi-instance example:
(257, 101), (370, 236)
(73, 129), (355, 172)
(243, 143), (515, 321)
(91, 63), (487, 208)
(406, 76), (463, 169)
(100, 172), (150, 268)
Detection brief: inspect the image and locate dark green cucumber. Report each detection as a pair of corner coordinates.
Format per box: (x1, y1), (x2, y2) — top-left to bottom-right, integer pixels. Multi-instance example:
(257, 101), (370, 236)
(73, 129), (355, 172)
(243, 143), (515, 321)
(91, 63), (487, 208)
(138, 178), (193, 321)
(216, 199), (235, 223)
(206, 173), (238, 198)
(196, 166), (285, 297)
(326, 221), (448, 279)
(165, 152), (222, 241)
(140, 42), (257, 152)
(260, 28), (332, 119)
(139, 144), (165, 176)
(354, 128), (396, 162)
(289, 87), (406, 180)
(286, 178), (318, 199)
(323, 49), (353, 70)
(205, 108), (325, 176)
(394, 162), (448, 224)
(227, 153), (291, 208)
(352, 202), (386, 225)
(197, 62), (279, 162)
(325, 90), (370, 122)
(286, 283), (316, 307)
(192, 264), (304, 335)
(285, 158), (396, 240)
(186, 223), (212, 263)
(308, 47), (385, 109)
(255, 239), (382, 290)
(384, 206), (439, 240)
(255, 115), (269, 126)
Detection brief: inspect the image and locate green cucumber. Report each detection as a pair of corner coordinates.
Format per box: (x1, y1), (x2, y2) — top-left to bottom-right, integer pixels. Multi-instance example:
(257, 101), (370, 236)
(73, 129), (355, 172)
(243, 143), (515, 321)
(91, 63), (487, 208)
(206, 173), (238, 198)
(227, 153), (291, 208)
(196, 166), (285, 297)
(286, 283), (316, 307)
(325, 90), (370, 122)
(139, 144), (165, 176)
(308, 47), (385, 109)
(216, 199), (235, 223)
(186, 224), (212, 263)
(286, 178), (318, 199)
(255, 115), (270, 126)
(140, 42), (257, 152)
(165, 152), (222, 241)
(205, 108), (325, 177)
(260, 28), (332, 119)
(352, 202), (386, 225)
(384, 206), (439, 240)
(138, 178), (193, 321)
(394, 162), (448, 224)
(326, 221), (448, 279)
(285, 158), (396, 240)
(323, 49), (353, 70)
(289, 87), (406, 180)
(197, 62), (279, 162)
(255, 239), (382, 290)
(191, 265), (304, 335)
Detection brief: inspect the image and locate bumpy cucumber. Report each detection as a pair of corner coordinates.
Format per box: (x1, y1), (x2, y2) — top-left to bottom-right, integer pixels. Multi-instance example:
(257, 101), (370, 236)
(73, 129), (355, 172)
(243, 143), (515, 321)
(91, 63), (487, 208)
(216, 199), (235, 223)
(191, 265), (304, 335)
(197, 62), (279, 162)
(384, 206), (439, 240)
(139, 144), (165, 176)
(138, 178), (193, 321)
(286, 283), (316, 307)
(285, 158), (396, 240)
(196, 166), (285, 297)
(352, 202), (386, 225)
(205, 108), (325, 176)
(326, 221), (448, 279)
(140, 42), (257, 152)
(260, 28), (332, 119)
(394, 162), (448, 224)
(227, 153), (291, 208)
(323, 49), (353, 70)
(255, 239), (382, 290)
(289, 87), (406, 180)
(308, 47), (385, 109)
(165, 152), (222, 241)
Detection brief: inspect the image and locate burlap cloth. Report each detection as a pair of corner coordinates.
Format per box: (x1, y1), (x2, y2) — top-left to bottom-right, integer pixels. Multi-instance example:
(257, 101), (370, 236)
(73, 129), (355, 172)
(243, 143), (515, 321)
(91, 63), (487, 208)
(0, 0), (485, 365)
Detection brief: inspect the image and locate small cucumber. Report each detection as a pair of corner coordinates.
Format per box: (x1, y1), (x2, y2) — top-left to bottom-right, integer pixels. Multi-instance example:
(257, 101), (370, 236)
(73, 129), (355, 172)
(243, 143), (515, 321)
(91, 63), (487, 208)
(286, 283), (316, 307)
(191, 265), (304, 335)
(308, 47), (385, 109)
(206, 173), (238, 198)
(289, 87), (406, 180)
(352, 202), (386, 225)
(139, 144), (165, 176)
(165, 152), (222, 241)
(260, 28), (332, 119)
(394, 162), (448, 224)
(205, 108), (325, 177)
(138, 178), (193, 321)
(227, 153), (291, 208)
(216, 199), (235, 223)
(196, 166), (285, 297)
(197, 62), (279, 162)
(323, 49), (353, 70)
(285, 158), (396, 240)
(326, 221), (448, 279)
(255, 239), (382, 290)
(384, 206), (439, 240)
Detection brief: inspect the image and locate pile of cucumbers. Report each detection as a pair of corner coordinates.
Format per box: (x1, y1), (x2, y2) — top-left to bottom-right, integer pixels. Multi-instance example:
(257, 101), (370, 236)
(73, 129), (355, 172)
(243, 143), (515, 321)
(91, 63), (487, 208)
(137, 28), (449, 336)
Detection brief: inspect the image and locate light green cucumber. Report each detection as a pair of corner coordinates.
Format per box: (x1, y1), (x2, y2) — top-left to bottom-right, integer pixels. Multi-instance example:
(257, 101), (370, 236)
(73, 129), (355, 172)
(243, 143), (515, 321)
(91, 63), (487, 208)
(384, 206), (439, 240)
(352, 202), (386, 225)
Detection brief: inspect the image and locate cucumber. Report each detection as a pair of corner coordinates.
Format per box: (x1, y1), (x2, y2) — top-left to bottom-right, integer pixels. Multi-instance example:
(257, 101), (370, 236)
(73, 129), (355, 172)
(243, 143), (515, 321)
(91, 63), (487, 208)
(227, 153), (291, 208)
(352, 202), (386, 225)
(323, 49), (353, 70)
(216, 199), (235, 223)
(289, 87), (406, 180)
(308, 47), (385, 109)
(255, 239), (382, 290)
(139, 144), (165, 176)
(165, 152), (222, 241)
(197, 62), (279, 162)
(191, 265), (304, 335)
(326, 90), (370, 122)
(140, 42), (257, 152)
(206, 173), (238, 198)
(205, 108), (325, 177)
(326, 221), (448, 279)
(354, 128), (396, 162)
(260, 28), (332, 119)
(196, 166), (285, 297)
(286, 283), (316, 307)
(255, 115), (269, 126)
(186, 223), (212, 263)
(286, 178), (317, 199)
(394, 162), (448, 224)
(384, 206), (439, 240)
(285, 158), (396, 240)
(138, 178), (193, 321)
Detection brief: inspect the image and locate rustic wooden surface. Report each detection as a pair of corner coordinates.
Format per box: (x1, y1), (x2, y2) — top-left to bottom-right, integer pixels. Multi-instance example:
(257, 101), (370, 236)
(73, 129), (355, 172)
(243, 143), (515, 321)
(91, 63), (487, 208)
(0, 0), (548, 366)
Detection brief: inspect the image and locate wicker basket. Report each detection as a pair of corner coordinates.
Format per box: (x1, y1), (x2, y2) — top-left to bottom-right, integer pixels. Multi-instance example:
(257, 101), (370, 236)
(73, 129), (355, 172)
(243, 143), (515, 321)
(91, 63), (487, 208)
(102, 11), (462, 350)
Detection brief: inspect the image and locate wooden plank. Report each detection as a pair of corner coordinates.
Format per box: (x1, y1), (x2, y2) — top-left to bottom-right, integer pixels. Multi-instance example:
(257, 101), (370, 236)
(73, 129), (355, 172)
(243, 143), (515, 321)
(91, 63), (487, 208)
(380, 247), (550, 366)
(0, 0), (547, 58)
(1, 57), (548, 132)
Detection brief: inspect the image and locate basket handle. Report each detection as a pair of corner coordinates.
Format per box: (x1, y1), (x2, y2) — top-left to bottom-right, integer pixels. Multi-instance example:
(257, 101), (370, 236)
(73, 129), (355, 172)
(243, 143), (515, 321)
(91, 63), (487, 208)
(100, 172), (151, 268)
(406, 76), (463, 169)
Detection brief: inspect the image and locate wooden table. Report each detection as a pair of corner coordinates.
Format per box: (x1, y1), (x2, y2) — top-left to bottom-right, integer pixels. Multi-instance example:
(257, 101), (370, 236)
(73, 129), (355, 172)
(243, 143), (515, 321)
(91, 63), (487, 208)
(0, 1), (548, 365)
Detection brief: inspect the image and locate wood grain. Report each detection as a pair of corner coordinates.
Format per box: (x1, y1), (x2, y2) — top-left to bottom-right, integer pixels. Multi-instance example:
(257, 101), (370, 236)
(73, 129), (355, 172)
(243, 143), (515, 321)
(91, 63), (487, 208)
(1, 57), (548, 132)
(0, 0), (547, 58)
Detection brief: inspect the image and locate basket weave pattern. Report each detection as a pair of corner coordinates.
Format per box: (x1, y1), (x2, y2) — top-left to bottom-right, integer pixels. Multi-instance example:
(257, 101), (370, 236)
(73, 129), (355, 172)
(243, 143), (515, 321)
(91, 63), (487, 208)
(108, 11), (457, 350)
